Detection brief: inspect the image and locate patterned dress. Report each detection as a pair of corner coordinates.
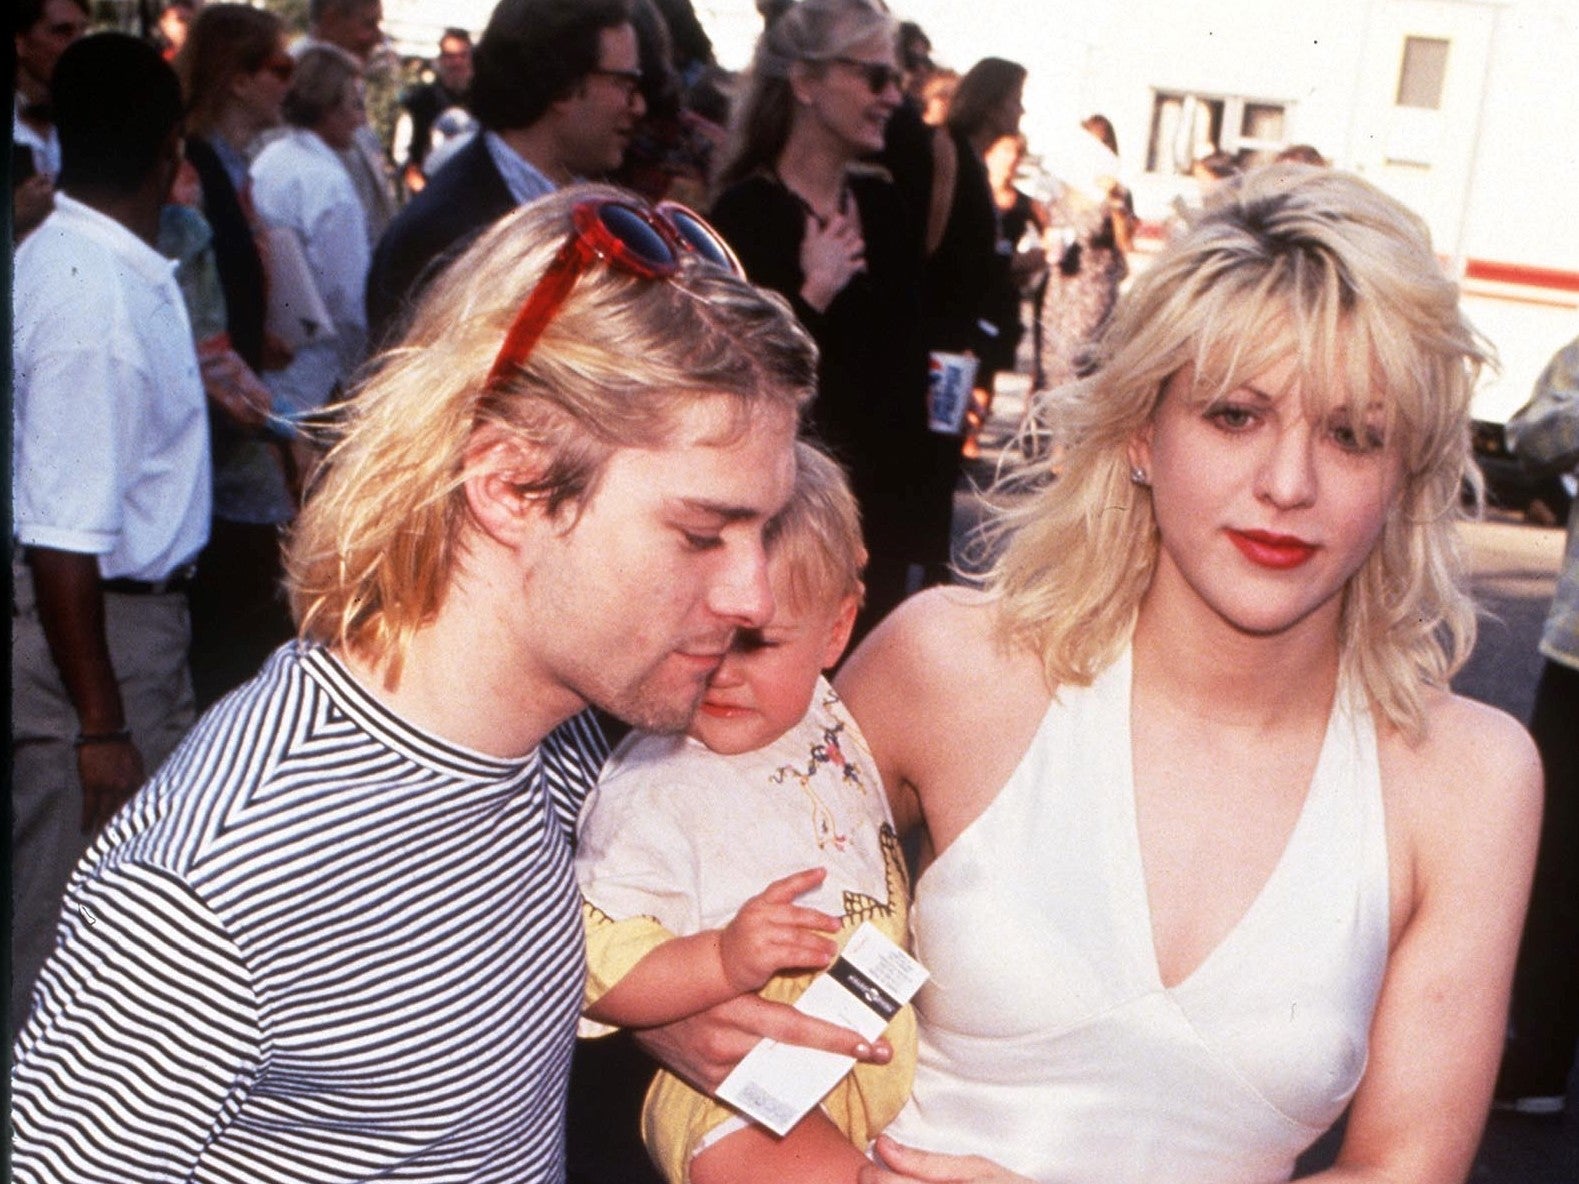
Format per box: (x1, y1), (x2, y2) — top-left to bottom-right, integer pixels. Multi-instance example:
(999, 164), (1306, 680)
(1035, 185), (1130, 392)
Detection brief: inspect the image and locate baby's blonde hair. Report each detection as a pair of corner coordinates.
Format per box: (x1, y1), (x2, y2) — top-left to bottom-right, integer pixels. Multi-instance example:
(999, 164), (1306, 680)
(765, 440), (867, 615)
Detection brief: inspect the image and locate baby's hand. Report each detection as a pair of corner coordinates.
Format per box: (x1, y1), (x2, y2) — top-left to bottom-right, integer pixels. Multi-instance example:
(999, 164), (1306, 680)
(717, 867), (841, 993)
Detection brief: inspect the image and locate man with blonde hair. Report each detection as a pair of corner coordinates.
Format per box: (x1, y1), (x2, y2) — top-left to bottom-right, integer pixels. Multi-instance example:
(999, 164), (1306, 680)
(12, 186), (881, 1181)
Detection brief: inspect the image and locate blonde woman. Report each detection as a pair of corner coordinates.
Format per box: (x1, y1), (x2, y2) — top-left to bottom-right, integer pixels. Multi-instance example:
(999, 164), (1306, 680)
(838, 165), (1540, 1182)
(642, 165), (1541, 1184)
(709, 0), (934, 644)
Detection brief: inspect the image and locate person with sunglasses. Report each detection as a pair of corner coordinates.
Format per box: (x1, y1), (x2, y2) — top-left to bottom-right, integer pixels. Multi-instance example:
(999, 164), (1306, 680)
(709, 0), (933, 647)
(174, 3), (304, 712)
(366, 0), (646, 348)
(12, 183), (887, 1181)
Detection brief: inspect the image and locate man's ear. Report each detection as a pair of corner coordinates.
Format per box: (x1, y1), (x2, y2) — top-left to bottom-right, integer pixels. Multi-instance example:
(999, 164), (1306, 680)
(462, 427), (554, 550)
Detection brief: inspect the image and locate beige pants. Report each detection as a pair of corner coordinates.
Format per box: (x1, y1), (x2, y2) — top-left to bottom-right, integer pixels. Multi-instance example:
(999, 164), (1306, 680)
(10, 557), (195, 1037)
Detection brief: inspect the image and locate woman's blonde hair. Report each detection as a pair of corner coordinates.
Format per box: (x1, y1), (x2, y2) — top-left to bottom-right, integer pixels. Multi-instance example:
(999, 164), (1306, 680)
(714, 0), (897, 192)
(766, 440), (867, 612)
(984, 164), (1493, 739)
(285, 183), (818, 677)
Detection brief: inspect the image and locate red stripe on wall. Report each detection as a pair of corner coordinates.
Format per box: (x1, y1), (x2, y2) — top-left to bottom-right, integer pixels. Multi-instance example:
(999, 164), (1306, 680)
(1462, 260), (1579, 293)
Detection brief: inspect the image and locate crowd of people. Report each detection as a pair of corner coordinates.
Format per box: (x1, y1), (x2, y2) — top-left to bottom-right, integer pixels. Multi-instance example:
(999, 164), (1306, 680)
(10, 0), (1578, 1181)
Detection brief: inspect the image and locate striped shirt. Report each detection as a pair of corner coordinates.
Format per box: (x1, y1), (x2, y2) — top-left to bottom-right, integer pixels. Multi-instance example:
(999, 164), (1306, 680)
(11, 642), (608, 1182)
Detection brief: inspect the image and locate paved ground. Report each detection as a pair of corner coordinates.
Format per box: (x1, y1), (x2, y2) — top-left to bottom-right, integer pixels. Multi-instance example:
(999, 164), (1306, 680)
(961, 377), (1578, 1180)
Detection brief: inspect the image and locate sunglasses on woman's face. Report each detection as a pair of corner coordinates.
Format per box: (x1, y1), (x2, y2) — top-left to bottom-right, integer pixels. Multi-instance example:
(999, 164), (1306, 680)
(486, 198), (743, 389)
(829, 57), (903, 96)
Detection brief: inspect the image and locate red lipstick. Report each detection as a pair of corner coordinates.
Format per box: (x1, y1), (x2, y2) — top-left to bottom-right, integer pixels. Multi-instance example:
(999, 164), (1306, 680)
(1228, 529), (1318, 570)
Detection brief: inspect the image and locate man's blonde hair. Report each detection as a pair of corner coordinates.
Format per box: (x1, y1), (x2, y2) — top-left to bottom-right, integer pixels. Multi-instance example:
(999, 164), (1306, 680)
(765, 440), (867, 613)
(985, 164), (1494, 739)
(286, 184), (818, 676)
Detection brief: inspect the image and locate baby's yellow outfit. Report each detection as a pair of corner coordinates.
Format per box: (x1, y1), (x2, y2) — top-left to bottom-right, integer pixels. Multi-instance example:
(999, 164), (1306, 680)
(576, 679), (914, 1184)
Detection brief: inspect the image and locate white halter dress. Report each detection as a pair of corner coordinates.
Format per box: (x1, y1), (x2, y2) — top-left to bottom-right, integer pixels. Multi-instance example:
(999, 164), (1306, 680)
(883, 648), (1390, 1183)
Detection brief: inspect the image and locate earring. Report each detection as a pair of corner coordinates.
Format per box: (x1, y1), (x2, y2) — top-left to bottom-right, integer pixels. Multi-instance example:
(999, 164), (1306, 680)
(1130, 465), (1150, 486)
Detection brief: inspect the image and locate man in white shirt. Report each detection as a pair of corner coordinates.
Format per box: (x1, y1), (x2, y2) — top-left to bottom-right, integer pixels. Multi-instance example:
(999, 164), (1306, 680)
(365, 0), (645, 346)
(10, 33), (209, 1037)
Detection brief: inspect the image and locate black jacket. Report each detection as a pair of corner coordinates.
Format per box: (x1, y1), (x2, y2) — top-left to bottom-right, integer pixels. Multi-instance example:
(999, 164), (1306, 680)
(364, 133), (516, 349)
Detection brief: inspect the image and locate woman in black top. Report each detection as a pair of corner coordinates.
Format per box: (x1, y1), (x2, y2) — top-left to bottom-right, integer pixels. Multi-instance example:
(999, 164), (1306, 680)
(710, 0), (931, 643)
(928, 58), (1028, 464)
(174, 3), (298, 706)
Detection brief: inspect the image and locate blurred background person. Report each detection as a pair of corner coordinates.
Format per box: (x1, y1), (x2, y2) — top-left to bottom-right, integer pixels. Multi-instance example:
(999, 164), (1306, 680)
(297, 0), (395, 246)
(876, 16), (935, 265)
(154, 0), (199, 61)
(1192, 147), (1241, 192)
(391, 26), (474, 195)
(175, 2), (299, 708)
(609, 0), (690, 204)
(1036, 112), (1134, 395)
(922, 58), (1026, 547)
(710, 0), (932, 643)
(918, 66), (958, 127)
(964, 129), (1046, 458)
(1275, 142), (1327, 166)
(12, 0), (90, 239)
(250, 45), (371, 459)
(1500, 333), (1579, 1118)
(366, 0), (643, 347)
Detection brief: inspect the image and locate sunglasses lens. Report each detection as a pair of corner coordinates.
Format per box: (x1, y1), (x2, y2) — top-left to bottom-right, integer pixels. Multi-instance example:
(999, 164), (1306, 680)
(600, 203), (676, 269)
(665, 208), (738, 273)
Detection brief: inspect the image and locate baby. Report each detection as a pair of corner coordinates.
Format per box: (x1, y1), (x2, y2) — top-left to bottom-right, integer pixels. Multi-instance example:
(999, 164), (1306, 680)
(576, 441), (913, 1184)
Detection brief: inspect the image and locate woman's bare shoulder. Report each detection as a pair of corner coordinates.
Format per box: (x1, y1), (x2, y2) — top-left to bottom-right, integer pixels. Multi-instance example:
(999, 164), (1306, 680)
(839, 586), (1039, 705)
(837, 588), (1052, 832)
(1380, 689), (1542, 881)
(1387, 689), (1541, 797)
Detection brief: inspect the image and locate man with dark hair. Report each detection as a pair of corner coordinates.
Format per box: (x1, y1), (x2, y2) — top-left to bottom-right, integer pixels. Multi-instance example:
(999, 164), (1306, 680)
(393, 26), (475, 193)
(10, 32), (209, 1038)
(11, 0), (90, 237)
(298, 0), (396, 244)
(365, 0), (642, 345)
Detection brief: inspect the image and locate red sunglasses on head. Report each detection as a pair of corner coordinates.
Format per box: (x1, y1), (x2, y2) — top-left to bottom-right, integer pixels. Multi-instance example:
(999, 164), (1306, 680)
(486, 198), (744, 389)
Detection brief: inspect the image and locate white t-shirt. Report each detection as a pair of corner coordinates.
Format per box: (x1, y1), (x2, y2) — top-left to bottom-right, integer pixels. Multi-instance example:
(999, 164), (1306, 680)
(13, 194), (210, 580)
(251, 128), (371, 419)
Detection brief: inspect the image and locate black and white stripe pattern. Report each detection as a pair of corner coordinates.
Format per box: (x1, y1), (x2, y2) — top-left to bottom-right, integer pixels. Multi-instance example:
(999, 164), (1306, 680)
(11, 643), (608, 1182)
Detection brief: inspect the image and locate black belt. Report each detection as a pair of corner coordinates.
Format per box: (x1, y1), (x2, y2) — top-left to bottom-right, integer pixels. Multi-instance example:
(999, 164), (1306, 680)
(101, 567), (195, 596)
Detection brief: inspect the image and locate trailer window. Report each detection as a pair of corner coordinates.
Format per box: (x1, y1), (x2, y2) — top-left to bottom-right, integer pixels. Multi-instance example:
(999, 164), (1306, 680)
(1396, 37), (1450, 109)
(1145, 90), (1289, 174)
